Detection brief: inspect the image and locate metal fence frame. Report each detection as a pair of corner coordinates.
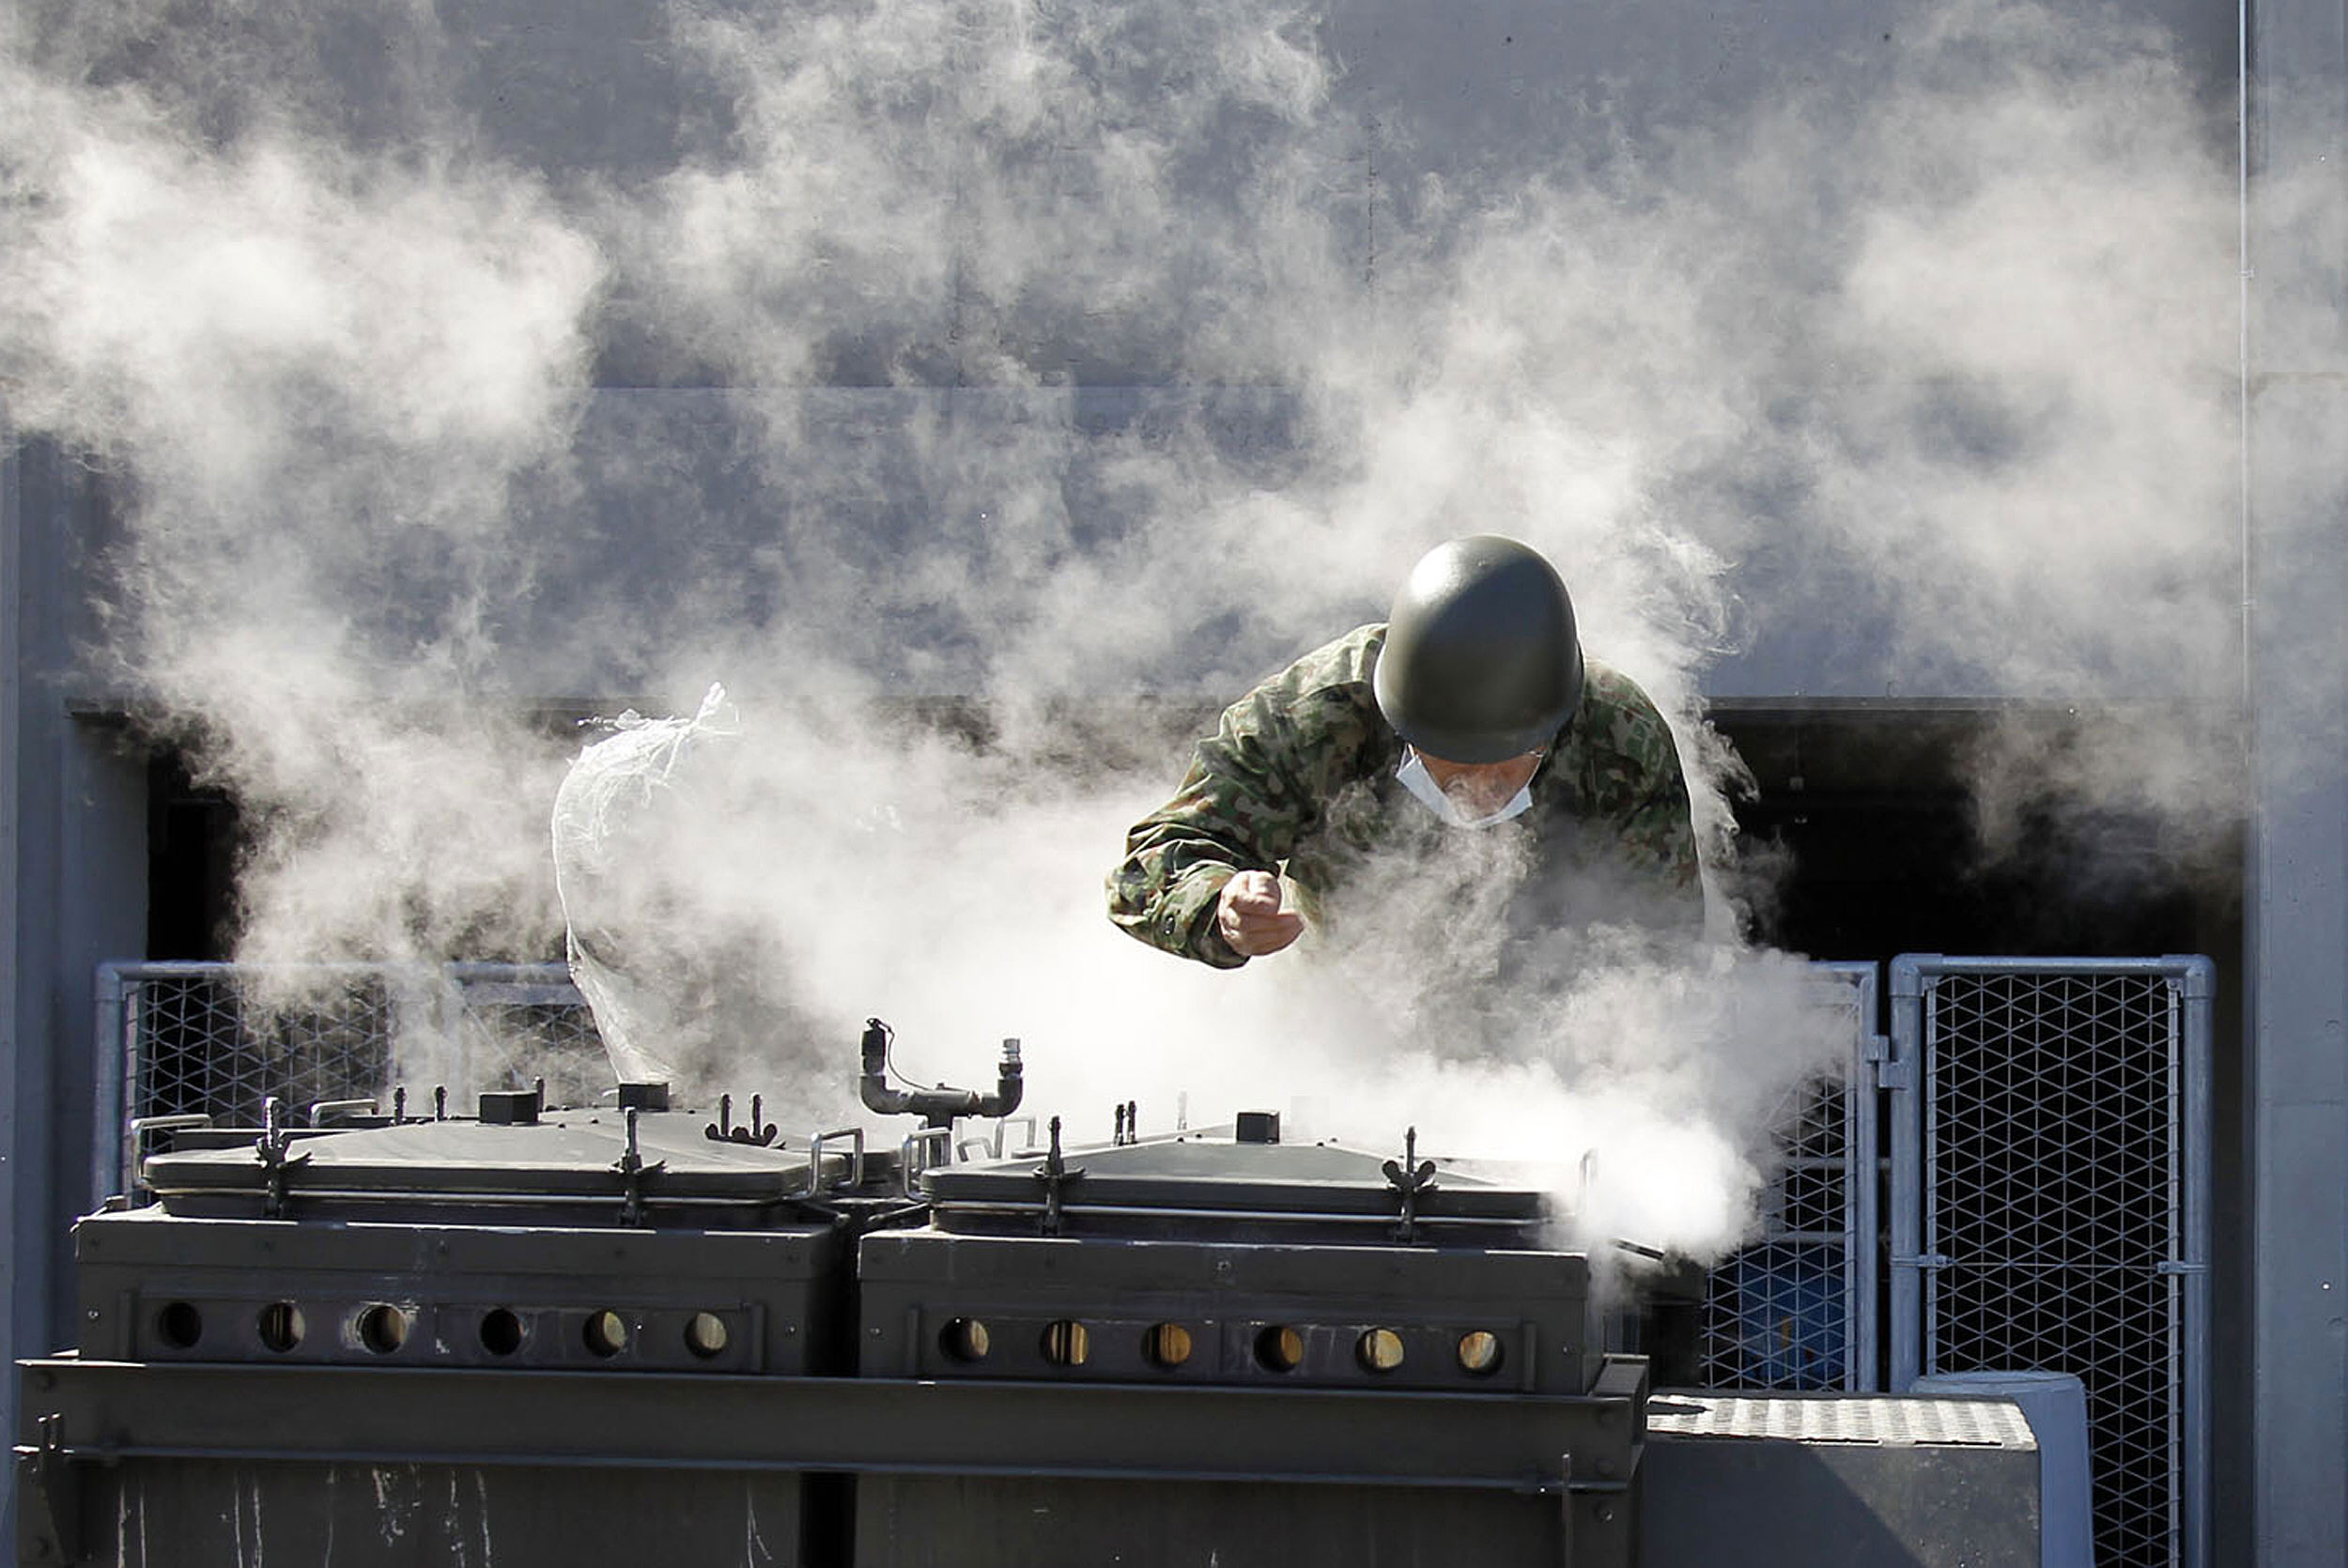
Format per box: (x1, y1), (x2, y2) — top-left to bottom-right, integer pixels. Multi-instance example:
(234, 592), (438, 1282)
(1695, 960), (1881, 1391)
(1887, 954), (2215, 1568)
(92, 961), (596, 1207)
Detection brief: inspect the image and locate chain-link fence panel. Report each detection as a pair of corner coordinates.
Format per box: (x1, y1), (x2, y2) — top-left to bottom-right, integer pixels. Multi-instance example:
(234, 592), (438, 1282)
(1695, 961), (1879, 1391)
(1889, 955), (2214, 1568)
(96, 961), (608, 1206)
(443, 962), (610, 1112)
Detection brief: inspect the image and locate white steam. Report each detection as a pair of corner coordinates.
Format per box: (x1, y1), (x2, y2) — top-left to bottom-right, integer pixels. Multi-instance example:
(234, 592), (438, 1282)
(542, 681), (1855, 1258)
(4, 54), (602, 973)
(2, 0), (2258, 1256)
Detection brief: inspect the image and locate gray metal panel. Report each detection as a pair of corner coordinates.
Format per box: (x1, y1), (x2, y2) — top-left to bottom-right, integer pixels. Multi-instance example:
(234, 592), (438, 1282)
(1888, 955), (2215, 1568)
(15, 1356), (1648, 1489)
(0, 416), (23, 1553)
(852, 1476), (1602, 1568)
(1642, 1392), (2042, 1568)
(17, 1457), (811, 1568)
(848, 1356), (1646, 1567)
(1, 439), (150, 1543)
(14, 1355), (1647, 1568)
(2246, 1), (2348, 1561)
(1890, 955), (1927, 1393)
(2176, 963), (2216, 1568)
(0, 427), (34, 1549)
(1846, 962), (1884, 1393)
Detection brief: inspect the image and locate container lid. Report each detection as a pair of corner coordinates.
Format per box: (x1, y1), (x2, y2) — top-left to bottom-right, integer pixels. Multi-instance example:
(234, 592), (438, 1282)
(140, 1110), (874, 1214)
(921, 1130), (1548, 1224)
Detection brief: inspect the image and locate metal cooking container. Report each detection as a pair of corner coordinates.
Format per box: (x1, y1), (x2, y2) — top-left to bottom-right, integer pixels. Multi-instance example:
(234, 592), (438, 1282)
(85, 1110), (863, 1376)
(865, 1130), (1596, 1393)
(851, 1128), (1635, 1568)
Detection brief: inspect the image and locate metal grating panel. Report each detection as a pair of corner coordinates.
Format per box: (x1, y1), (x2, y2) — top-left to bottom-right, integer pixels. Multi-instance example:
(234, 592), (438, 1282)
(443, 962), (610, 1115)
(95, 961), (606, 1205)
(1696, 961), (1878, 1392)
(1648, 1391), (2037, 1448)
(1890, 955), (2214, 1568)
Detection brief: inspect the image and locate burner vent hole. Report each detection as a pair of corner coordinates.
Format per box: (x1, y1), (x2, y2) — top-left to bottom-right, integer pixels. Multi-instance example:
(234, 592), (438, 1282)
(1458, 1330), (1506, 1376)
(479, 1309), (523, 1357)
(1041, 1320), (1090, 1367)
(583, 1311), (629, 1359)
(1253, 1325), (1304, 1373)
(1144, 1323), (1193, 1369)
(256, 1302), (304, 1353)
(685, 1313), (729, 1359)
(357, 1304), (409, 1356)
(940, 1318), (992, 1363)
(156, 1301), (203, 1349)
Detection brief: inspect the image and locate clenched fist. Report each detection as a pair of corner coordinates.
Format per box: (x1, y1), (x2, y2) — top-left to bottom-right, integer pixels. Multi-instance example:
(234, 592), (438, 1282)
(1216, 870), (1305, 958)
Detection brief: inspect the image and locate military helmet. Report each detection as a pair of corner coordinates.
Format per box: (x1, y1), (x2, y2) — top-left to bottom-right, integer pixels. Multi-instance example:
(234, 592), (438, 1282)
(1370, 535), (1585, 764)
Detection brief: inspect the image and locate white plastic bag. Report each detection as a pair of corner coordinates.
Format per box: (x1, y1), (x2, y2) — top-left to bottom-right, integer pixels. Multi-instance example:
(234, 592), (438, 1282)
(550, 684), (742, 1088)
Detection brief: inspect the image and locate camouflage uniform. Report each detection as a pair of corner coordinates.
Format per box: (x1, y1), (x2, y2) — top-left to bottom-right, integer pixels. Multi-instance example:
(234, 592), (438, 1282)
(1107, 624), (1702, 967)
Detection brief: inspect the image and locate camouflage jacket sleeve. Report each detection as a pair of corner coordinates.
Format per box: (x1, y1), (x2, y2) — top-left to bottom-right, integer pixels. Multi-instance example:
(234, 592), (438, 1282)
(1569, 662), (1704, 930)
(1105, 630), (1382, 967)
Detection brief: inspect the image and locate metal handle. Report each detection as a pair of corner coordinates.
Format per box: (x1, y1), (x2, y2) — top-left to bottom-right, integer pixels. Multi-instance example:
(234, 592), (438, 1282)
(996, 1115), (1040, 1159)
(307, 1099), (379, 1126)
(900, 1127), (952, 1197)
(128, 1115), (213, 1137)
(809, 1128), (866, 1193)
(126, 1115), (215, 1196)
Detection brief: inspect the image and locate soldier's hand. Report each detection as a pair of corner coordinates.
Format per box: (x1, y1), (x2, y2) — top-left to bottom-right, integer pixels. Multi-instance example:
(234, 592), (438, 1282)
(1216, 870), (1305, 957)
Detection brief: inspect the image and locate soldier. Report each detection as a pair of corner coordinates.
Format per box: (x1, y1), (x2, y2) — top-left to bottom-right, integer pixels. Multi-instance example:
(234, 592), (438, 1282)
(1107, 535), (1702, 968)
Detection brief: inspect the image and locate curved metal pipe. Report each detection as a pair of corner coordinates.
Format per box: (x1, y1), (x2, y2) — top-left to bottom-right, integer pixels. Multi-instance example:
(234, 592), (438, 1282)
(859, 1018), (1025, 1128)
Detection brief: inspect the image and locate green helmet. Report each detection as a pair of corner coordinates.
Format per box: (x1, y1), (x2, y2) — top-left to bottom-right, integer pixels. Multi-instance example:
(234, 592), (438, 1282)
(1370, 535), (1585, 764)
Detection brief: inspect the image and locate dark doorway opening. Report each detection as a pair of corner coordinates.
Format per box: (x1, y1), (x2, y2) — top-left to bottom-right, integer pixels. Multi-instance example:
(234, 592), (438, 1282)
(1713, 704), (2240, 966)
(147, 750), (239, 961)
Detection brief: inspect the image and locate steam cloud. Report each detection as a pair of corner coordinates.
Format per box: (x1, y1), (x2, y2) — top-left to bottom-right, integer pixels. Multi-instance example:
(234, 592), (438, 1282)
(1, 0), (2259, 1256)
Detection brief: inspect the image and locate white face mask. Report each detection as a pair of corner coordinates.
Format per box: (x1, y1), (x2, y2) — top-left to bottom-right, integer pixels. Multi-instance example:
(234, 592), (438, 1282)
(1395, 748), (1536, 829)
